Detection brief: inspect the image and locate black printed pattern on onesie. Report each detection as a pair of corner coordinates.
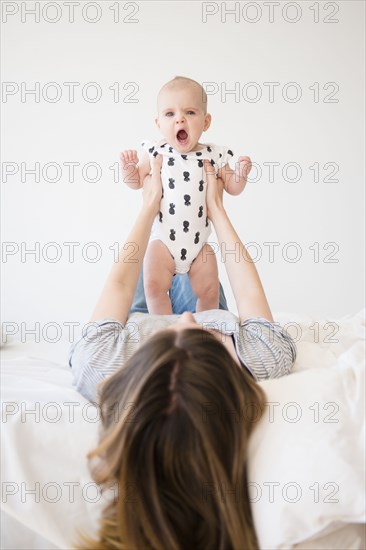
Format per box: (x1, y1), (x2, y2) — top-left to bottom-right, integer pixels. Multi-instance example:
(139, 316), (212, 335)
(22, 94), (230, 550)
(141, 139), (233, 274)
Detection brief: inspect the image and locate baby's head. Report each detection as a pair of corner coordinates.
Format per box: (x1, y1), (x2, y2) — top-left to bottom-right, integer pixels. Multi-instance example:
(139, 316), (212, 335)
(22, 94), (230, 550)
(155, 76), (211, 153)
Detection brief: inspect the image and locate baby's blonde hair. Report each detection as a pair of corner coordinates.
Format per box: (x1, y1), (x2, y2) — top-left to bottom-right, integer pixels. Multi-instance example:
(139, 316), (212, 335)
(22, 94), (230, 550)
(157, 76), (208, 113)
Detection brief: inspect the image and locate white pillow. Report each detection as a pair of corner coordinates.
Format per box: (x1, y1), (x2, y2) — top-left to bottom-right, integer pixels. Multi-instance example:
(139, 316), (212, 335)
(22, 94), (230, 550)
(248, 360), (365, 549)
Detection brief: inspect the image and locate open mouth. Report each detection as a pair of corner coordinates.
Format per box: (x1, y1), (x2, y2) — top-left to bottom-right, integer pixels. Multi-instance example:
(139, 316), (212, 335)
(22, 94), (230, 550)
(176, 129), (189, 145)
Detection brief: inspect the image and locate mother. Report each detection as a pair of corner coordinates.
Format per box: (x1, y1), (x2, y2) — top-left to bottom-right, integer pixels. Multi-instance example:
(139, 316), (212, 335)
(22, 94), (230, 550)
(69, 156), (296, 550)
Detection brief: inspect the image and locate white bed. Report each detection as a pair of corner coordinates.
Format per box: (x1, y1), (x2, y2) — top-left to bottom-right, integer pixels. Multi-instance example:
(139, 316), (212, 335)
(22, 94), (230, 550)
(1, 311), (365, 550)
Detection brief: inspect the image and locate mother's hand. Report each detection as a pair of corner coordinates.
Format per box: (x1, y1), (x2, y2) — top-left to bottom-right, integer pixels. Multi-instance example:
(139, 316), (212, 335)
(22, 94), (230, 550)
(142, 154), (163, 214)
(204, 159), (225, 220)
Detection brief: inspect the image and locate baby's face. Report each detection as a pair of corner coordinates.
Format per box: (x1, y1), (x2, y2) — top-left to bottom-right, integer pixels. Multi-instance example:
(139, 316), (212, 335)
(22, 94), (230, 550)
(155, 85), (211, 153)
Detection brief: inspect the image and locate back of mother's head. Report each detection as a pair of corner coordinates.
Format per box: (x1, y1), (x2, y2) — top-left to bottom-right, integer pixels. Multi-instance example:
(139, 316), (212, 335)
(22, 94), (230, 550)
(76, 328), (266, 550)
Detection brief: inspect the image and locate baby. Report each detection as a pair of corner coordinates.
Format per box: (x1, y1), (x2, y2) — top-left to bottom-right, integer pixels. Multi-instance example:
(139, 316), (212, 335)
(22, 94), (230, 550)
(120, 76), (252, 314)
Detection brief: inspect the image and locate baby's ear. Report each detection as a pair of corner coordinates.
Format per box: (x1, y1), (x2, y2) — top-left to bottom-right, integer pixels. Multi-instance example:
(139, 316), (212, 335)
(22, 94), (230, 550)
(155, 117), (160, 129)
(204, 113), (212, 131)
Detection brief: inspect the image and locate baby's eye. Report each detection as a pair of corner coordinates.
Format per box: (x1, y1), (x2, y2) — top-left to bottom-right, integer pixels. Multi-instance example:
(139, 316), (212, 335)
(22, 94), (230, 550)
(187, 111), (195, 115)
(165, 112), (174, 117)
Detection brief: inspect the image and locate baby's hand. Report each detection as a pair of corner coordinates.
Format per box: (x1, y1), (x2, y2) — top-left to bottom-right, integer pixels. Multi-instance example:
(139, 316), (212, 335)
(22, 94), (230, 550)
(120, 150), (139, 170)
(235, 156), (252, 182)
(120, 149), (142, 189)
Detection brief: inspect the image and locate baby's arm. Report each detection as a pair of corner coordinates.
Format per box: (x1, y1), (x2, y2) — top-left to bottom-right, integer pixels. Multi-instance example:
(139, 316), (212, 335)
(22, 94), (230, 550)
(120, 149), (151, 189)
(217, 156), (252, 196)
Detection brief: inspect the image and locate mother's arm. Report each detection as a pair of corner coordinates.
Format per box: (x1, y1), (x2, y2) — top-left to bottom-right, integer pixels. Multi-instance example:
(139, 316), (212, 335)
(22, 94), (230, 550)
(89, 155), (163, 325)
(204, 160), (274, 323)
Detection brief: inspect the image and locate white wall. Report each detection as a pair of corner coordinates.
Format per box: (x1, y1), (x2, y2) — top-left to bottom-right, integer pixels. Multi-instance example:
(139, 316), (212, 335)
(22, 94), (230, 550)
(2, 1), (365, 339)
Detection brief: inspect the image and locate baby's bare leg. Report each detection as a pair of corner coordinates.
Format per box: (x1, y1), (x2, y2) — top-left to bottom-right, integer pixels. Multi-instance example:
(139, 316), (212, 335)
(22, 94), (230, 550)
(189, 244), (220, 312)
(143, 240), (175, 314)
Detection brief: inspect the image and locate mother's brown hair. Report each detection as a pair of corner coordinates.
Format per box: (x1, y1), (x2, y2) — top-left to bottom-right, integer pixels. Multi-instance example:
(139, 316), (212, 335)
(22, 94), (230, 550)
(75, 327), (266, 550)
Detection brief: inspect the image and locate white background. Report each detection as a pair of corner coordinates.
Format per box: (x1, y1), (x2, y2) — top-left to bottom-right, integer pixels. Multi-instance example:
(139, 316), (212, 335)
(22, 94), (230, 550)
(1, 1), (365, 336)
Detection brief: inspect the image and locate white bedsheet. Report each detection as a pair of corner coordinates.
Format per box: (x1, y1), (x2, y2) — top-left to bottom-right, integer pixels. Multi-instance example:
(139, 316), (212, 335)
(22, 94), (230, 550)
(1, 310), (365, 549)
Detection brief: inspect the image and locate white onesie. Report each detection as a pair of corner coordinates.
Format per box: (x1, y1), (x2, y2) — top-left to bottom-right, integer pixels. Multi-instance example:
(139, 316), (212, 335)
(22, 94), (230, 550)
(142, 138), (234, 274)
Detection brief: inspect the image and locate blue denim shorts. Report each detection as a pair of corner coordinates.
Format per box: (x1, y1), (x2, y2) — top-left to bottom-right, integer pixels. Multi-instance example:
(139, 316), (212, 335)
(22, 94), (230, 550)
(130, 269), (229, 315)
